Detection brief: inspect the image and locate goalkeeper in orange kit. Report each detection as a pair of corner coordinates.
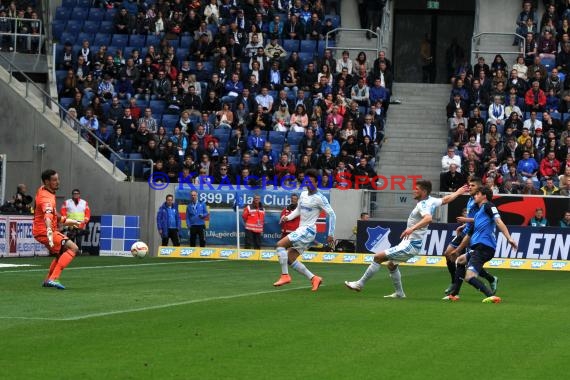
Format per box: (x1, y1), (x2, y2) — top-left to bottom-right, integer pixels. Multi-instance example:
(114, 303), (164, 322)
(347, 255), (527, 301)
(33, 169), (81, 290)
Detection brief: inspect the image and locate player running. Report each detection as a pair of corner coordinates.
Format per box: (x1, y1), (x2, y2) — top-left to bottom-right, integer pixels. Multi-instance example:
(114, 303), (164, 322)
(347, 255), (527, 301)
(33, 170), (81, 290)
(273, 169), (336, 291)
(442, 177), (498, 299)
(447, 187), (517, 303)
(345, 180), (468, 297)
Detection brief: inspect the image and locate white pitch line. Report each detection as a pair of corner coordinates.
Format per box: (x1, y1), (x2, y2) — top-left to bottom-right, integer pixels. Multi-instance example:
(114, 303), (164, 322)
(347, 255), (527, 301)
(0, 285), (312, 321)
(0, 259), (228, 274)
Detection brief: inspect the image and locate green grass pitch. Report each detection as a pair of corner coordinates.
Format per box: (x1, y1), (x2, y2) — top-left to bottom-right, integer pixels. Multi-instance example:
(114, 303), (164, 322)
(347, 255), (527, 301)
(1, 256), (569, 380)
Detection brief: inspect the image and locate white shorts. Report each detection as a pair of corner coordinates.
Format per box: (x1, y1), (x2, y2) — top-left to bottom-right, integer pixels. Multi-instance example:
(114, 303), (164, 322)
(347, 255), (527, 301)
(288, 225), (317, 255)
(385, 239), (422, 262)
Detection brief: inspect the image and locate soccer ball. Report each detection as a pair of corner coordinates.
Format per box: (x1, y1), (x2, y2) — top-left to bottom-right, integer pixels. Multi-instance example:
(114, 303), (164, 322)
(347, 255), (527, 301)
(131, 241), (149, 258)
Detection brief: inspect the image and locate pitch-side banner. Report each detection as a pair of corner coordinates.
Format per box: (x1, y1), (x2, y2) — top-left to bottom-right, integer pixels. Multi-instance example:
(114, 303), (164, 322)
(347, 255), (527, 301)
(355, 221), (570, 270)
(447, 194), (569, 226)
(174, 189), (330, 246)
(0, 215), (49, 257)
(155, 245), (570, 271)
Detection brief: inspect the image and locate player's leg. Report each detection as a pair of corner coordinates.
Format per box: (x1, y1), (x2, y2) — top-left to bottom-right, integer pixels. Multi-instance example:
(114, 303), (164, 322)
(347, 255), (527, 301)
(345, 250), (390, 292)
(288, 247), (322, 291)
(47, 233), (79, 289)
(385, 261), (406, 298)
(244, 229), (252, 249)
(273, 235), (293, 286)
(464, 246), (497, 301)
(36, 234), (64, 287)
(443, 243), (459, 294)
(478, 268), (498, 294)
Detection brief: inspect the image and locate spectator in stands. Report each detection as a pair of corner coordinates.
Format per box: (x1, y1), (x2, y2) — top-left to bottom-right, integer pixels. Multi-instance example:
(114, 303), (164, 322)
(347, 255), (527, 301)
(540, 176), (560, 195)
(556, 42), (570, 73)
(518, 150), (540, 186)
(320, 132), (340, 157)
(132, 122), (153, 153)
(463, 134), (483, 160)
(560, 211), (570, 227)
(442, 146), (462, 172)
(113, 8), (132, 35)
(440, 163), (465, 192)
(525, 80), (546, 113)
(448, 108), (469, 132)
(502, 164), (523, 193)
(558, 136), (570, 161)
(485, 124), (503, 145)
(539, 151), (562, 185)
(79, 108), (99, 138)
(529, 207), (548, 227)
(446, 93), (469, 119)
(451, 123), (469, 151)
(469, 79), (490, 110)
(284, 14), (304, 40)
(487, 95), (506, 133)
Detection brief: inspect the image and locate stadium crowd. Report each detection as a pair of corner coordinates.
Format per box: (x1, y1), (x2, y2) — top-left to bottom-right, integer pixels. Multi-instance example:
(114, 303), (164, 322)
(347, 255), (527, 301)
(0, 1), (42, 53)
(54, 0), (390, 188)
(441, 0), (570, 198)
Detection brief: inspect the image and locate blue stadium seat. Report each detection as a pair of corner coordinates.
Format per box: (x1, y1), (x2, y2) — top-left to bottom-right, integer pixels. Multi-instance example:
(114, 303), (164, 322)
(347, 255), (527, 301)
(76, 0), (91, 8)
(88, 8), (105, 21)
(213, 128), (231, 143)
(146, 35), (160, 47)
(60, 32), (77, 45)
(272, 144), (283, 153)
(94, 33), (111, 46)
(249, 157), (259, 166)
(71, 7), (89, 20)
(287, 131), (304, 144)
(76, 33), (95, 44)
(59, 97), (74, 109)
(129, 34), (146, 47)
(161, 114), (179, 130)
(62, 0), (77, 7)
(542, 57), (556, 72)
(52, 21), (66, 41)
(111, 34), (129, 47)
(268, 131), (286, 145)
(551, 112), (561, 120)
(326, 15), (341, 29)
(228, 156), (241, 170)
(135, 98), (149, 108)
(283, 39), (299, 52)
(179, 35), (193, 49)
(82, 20), (100, 34)
(55, 7), (71, 21)
(100, 21), (115, 34)
(149, 100), (166, 114)
(56, 70), (68, 84)
(300, 40), (317, 53)
(298, 52), (314, 66)
(65, 20), (83, 35)
(104, 8), (118, 21)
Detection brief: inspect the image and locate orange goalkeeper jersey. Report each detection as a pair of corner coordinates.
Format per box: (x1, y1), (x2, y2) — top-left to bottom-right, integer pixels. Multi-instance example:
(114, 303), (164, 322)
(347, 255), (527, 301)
(33, 186), (58, 237)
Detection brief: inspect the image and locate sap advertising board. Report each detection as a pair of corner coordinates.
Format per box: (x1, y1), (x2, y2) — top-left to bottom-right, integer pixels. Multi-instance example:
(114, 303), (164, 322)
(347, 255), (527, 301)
(175, 189), (331, 246)
(357, 221), (570, 261)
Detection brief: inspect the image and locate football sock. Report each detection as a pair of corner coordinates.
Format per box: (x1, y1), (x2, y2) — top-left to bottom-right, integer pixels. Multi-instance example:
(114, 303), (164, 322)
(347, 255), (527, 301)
(290, 260), (314, 280)
(389, 267), (404, 295)
(446, 258), (456, 282)
(46, 258), (58, 280)
(358, 261), (381, 286)
(479, 269), (495, 284)
(467, 277), (493, 297)
(276, 247), (289, 275)
(451, 264), (466, 296)
(49, 250), (75, 281)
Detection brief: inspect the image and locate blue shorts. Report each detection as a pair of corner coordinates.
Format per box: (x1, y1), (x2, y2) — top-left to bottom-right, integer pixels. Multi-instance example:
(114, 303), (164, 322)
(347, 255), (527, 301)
(467, 244), (495, 275)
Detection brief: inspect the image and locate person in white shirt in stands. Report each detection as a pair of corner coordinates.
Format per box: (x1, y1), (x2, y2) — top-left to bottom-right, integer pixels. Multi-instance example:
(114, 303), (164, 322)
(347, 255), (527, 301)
(273, 169), (336, 292)
(442, 145), (462, 172)
(488, 95), (506, 134)
(336, 50), (353, 74)
(522, 110), (542, 134)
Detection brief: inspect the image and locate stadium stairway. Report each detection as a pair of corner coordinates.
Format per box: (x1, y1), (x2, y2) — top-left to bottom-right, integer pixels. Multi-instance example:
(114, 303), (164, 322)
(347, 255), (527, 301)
(372, 83), (450, 220)
(473, 0), (544, 65)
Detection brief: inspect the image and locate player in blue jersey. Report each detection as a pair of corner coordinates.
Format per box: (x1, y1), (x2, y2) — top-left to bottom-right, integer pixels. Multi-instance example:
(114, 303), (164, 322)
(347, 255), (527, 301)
(442, 177), (498, 299)
(345, 179), (468, 298)
(449, 187), (517, 303)
(273, 169), (336, 291)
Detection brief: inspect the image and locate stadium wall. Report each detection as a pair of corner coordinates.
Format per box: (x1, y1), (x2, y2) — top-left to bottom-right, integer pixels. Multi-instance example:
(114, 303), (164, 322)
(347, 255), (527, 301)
(0, 69), (158, 251)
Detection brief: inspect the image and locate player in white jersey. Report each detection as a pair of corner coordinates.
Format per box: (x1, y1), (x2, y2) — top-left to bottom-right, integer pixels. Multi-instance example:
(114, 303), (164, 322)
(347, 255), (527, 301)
(345, 180), (468, 297)
(273, 169), (337, 291)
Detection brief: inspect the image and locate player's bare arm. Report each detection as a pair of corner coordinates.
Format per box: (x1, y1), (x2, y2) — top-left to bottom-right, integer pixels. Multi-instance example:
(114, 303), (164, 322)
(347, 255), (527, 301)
(401, 214), (432, 239)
